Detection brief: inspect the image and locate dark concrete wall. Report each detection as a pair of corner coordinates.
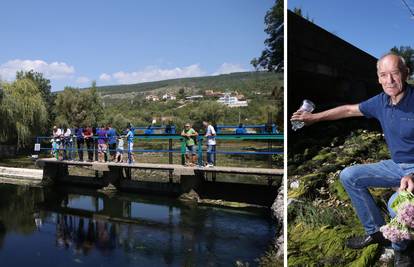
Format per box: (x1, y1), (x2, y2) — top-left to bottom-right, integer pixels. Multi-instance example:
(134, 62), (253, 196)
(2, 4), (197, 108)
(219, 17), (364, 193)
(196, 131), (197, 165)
(0, 145), (17, 157)
(287, 10), (382, 115)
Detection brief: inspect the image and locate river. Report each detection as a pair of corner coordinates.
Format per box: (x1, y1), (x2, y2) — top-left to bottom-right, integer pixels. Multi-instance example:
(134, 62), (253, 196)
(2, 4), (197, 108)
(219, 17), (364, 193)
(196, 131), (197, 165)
(0, 183), (275, 266)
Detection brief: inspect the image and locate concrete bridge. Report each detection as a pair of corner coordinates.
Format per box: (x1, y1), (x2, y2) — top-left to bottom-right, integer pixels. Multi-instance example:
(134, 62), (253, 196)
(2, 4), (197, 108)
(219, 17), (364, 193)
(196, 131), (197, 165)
(36, 158), (283, 206)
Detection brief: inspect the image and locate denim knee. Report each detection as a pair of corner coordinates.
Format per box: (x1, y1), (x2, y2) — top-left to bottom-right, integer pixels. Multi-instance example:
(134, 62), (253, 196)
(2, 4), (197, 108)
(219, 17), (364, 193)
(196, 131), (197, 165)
(340, 166), (355, 187)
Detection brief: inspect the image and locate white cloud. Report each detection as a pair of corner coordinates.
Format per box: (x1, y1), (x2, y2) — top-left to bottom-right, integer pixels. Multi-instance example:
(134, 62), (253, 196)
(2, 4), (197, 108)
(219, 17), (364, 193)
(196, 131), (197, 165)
(102, 64), (206, 84)
(99, 73), (112, 81)
(76, 76), (90, 84)
(0, 59), (75, 81)
(212, 62), (248, 75)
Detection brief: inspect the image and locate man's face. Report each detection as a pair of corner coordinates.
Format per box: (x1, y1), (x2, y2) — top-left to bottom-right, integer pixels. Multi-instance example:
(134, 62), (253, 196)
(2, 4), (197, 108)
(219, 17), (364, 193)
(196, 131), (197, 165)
(377, 55), (408, 98)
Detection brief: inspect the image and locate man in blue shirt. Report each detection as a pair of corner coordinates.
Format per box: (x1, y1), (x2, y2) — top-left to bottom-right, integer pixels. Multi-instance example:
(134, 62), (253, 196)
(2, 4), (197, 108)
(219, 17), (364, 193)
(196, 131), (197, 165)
(125, 126), (135, 163)
(106, 124), (117, 161)
(291, 53), (414, 266)
(235, 123), (247, 134)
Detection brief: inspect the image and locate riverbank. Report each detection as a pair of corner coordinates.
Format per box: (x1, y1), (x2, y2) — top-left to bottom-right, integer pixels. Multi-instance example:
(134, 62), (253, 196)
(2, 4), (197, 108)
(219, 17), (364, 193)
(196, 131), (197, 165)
(288, 130), (393, 266)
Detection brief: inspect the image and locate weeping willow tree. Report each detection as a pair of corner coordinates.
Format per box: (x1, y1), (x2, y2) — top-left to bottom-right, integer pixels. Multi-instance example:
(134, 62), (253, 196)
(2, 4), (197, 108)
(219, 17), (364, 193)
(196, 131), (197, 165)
(0, 79), (48, 148)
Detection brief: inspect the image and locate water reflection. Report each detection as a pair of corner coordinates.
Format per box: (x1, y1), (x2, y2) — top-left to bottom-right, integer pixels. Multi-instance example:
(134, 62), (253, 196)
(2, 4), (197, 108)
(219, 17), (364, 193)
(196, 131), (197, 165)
(0, 184), (275, 266)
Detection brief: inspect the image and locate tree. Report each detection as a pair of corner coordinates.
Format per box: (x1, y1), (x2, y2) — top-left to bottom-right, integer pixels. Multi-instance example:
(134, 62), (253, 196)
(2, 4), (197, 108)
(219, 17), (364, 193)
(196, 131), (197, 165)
(390, 46), (414, 76)
(189, 101), (226, 129)
(292, 7), (314, 22)
(16, 70), (53, 108)
(251, 0), (283, 71)
(0, 79), (48, 148)
(54, 81), (104, 127)
(177, 88), (186, 99)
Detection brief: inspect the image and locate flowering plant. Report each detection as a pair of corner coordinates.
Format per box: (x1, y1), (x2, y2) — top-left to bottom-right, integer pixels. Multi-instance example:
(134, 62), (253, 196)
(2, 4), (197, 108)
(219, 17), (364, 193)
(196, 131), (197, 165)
(380, 191), (414, 243)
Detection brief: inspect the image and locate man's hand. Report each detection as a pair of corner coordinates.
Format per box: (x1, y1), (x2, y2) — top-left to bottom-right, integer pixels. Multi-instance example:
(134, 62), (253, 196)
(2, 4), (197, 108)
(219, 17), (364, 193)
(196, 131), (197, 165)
(400, 175), (414, 192)
(290, 110), (318, 126)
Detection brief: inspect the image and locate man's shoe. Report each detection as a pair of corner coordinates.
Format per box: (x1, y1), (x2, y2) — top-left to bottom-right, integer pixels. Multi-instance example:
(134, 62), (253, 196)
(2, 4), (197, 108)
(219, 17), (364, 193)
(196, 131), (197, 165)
(394, 250), (413, 267)
(345, 232), (390, 249)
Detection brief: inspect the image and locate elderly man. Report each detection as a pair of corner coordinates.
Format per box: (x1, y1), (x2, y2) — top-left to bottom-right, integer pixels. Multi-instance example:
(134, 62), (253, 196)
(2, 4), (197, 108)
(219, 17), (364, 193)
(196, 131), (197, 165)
(291, 53), (413, 266)
(181, 123), (198, 166)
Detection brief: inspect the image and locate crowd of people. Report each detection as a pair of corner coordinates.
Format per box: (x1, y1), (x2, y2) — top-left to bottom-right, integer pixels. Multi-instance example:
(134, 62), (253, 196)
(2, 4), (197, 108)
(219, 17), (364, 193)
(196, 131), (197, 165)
(50, 121), (218, 166)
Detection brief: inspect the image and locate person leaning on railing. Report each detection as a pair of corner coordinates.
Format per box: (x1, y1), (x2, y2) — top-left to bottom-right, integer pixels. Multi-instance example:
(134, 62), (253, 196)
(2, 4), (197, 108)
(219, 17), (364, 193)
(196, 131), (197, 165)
(203, 121), (216, 167)
(63, 126), (72, 160)
(51, 125), (62, 158)
(83, 125), (94, 162)
(75, 125), (85, 162)
(107, 124), (117, 162)
(181, 123), (198, 166)
(125, 126), (135, 163)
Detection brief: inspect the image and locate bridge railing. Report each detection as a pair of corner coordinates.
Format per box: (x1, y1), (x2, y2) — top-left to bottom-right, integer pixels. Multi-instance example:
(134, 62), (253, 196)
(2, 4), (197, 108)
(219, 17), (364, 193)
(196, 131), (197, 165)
(34, 133), (283, 167)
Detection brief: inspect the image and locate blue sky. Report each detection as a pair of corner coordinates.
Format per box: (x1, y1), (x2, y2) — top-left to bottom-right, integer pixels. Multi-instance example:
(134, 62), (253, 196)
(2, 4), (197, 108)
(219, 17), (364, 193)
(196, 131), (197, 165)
(289, 0), (414, 58)
(0, 0), (274, 91)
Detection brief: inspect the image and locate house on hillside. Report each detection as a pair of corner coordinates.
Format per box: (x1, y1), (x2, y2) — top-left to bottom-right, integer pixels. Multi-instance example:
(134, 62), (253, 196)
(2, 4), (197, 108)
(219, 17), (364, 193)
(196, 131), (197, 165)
(204, 90), (224, 97)
(145, 95), (160, 101)
(162, 94), (176, 101)
(185, 95), (204, 101)
(217, 93), (248, 107)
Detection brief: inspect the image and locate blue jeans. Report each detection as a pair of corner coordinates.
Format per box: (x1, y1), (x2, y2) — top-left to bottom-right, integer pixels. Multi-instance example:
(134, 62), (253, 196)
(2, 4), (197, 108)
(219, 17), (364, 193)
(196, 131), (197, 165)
(340, 160), (414, 251)
(207, 145), (216, 164)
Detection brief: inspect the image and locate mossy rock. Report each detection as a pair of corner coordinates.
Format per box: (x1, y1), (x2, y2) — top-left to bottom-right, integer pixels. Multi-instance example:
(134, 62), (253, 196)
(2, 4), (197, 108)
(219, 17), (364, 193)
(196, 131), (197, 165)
(311, 151), (336, 164)
(288, 173), (326, 199)
(319, 163), (341, 174)
(288, 224), (379, 267)
(335, 156), (354, 166)
(329, 178), (349, 201)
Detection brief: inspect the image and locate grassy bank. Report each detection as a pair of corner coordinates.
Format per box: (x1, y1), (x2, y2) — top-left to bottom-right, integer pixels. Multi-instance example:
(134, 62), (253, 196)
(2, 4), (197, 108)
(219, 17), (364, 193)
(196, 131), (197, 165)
(288, 130), (393, 266)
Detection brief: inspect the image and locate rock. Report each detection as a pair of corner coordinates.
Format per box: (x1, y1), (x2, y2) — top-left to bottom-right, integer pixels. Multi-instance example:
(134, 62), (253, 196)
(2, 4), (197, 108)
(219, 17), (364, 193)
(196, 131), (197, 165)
(290, 180), (300, 189)
(97, 183), (117, 196)
(179, 189), (200, 202)
(272, 184), (284, 258)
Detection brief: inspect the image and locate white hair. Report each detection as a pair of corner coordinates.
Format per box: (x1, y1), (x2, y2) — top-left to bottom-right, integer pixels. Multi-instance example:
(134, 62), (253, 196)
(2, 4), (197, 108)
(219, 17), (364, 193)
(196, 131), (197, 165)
(376, 52), (408, 71)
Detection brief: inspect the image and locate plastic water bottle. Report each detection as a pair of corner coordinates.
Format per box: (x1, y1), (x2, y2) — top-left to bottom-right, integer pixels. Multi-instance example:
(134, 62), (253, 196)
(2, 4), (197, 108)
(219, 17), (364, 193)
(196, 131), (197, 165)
(291, 99), (315, 131)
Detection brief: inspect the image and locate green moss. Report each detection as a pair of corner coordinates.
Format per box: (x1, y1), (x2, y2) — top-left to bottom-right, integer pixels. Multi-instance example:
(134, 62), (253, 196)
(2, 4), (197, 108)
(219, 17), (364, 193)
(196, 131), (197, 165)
(288, 224), (378, 267)
(335, 156), (353, 166)
(349, 244), (380, 267)
(329, 178), (349, 201)
(319, 163), (340, 174)
(312, 152), (336, 163)
(288, 173), (326, 199)
(288, 130), (391, 266)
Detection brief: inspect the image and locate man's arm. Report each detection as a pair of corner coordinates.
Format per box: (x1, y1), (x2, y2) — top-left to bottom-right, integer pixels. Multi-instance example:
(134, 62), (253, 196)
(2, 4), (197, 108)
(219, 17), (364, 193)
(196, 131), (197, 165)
(290, 104), (363, 126)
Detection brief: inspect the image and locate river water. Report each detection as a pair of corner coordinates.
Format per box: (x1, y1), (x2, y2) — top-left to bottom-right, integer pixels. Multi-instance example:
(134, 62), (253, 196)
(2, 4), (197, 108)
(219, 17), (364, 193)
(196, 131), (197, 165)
(0, 183), (275, 266)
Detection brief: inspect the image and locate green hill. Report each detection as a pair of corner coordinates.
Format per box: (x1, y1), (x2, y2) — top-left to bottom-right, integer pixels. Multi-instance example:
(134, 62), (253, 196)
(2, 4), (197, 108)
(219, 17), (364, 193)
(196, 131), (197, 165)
(95, 71), (283, 131)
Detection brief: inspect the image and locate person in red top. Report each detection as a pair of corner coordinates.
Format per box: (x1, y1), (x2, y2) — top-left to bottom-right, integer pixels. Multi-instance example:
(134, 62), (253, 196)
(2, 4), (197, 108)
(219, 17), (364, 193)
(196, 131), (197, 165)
(83, 125), (94, 162)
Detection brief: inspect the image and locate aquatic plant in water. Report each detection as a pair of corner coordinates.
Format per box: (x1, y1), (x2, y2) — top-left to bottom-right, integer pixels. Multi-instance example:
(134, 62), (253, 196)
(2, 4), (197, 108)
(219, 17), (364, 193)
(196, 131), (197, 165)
(380, 191), (414, 242)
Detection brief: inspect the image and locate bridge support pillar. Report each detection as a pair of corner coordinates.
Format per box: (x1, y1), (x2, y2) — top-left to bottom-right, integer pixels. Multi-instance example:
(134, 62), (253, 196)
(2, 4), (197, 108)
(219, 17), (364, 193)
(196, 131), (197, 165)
(179, 170), (204, 194)
(41, 162), (68, 185)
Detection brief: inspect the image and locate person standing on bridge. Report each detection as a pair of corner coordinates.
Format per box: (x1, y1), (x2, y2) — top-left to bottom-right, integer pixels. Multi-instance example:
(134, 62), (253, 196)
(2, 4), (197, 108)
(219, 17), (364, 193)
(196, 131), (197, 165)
(126, 126), (135, 164)
(203, 121), (216, 167)
(75, 125), (85, 162)
(181, 123), (198, 166)
(83, 125), (94, 162)
(97, 125), (108, 163)
(290, 53), (413, 266)
(106, 124), (117, 162)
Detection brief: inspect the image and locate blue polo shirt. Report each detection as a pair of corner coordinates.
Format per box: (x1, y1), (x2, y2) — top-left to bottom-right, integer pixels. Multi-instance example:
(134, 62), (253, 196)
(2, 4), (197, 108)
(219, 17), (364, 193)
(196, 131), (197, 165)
(359, 85), (414, 163)
(107, 128), (117, 145)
